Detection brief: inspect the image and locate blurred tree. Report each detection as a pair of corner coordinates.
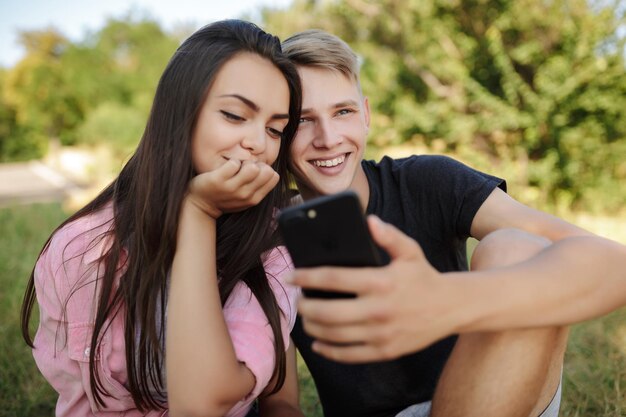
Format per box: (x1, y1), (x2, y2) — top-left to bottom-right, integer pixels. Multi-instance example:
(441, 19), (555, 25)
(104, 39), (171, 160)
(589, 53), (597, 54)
(263, 0), (626, 212)
(1, 3), (622, 212)
(0, 13), (180, 161)
(77, 101), (146, 159)
(94, 13), (180, 114)
(3, 29), (81, 150)
(0, 69), (44, 161)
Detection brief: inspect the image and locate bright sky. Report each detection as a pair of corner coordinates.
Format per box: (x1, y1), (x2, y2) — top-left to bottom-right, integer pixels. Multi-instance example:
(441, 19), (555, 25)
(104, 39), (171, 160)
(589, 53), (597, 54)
(0, 0), (294, 68)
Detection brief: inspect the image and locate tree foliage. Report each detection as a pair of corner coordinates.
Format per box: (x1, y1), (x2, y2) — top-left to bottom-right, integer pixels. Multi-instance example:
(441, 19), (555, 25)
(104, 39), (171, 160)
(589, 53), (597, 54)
(263, 0), (626, 212)
(0, 13), (181, 161)
(0, 2), (624, 212)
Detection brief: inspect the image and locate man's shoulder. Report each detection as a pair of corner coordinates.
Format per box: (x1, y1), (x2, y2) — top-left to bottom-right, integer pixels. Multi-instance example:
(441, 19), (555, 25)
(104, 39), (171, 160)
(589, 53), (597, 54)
(364, 154), (460, 169)
(363, 154), (467, 180)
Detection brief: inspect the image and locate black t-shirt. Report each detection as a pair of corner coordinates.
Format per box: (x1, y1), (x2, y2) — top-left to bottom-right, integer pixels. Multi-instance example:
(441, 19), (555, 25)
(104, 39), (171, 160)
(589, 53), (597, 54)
(291, 155), (506, 417)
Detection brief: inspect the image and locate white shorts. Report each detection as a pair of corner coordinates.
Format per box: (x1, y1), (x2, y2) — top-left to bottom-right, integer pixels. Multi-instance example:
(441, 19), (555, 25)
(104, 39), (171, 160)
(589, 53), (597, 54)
(395, 378), (562, 417)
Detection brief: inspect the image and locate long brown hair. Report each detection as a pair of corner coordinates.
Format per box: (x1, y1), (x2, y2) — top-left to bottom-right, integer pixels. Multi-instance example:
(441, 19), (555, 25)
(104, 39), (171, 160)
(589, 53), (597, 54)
(21, 19), (301, 411)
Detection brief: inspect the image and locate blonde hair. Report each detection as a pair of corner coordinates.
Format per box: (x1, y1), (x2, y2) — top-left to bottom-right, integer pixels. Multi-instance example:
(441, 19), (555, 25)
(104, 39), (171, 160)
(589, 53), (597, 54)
(281, 29), (362, 88)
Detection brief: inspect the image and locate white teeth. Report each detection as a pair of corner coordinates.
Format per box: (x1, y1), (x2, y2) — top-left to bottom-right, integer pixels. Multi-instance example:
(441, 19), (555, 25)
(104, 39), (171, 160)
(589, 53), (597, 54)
(313, 155), (345, 167)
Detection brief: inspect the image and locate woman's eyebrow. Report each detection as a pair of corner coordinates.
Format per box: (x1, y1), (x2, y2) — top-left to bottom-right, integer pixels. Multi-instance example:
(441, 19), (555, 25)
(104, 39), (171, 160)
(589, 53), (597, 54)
(220, 94), (259, 111)
(219, 94), (289, 120)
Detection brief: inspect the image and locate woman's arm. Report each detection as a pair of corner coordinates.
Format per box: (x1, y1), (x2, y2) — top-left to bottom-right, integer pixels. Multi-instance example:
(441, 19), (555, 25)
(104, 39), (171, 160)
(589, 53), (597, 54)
(167, 160), (281, 417)
(259, 341), (305, 417)
(167, 199), (255, 417)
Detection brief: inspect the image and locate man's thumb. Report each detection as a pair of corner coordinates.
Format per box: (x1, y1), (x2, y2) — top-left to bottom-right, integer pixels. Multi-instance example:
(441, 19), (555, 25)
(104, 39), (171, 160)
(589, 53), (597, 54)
(367, 215), (424, 260)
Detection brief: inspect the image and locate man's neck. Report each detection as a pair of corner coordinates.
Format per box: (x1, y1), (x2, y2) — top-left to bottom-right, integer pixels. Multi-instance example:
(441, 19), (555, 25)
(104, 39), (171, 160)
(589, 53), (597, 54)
(297, 166), (370, 213)
(351, 166), (370, 212)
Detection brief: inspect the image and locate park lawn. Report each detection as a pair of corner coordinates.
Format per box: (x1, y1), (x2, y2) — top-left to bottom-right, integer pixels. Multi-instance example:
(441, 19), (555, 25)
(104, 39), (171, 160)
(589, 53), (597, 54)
(0, 203), (65, 416)
(1, 203), (625, 416)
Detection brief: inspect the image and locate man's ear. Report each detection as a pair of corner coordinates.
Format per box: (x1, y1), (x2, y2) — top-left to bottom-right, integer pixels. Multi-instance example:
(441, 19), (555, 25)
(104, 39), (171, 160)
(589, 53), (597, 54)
(363, 96), (371, 130)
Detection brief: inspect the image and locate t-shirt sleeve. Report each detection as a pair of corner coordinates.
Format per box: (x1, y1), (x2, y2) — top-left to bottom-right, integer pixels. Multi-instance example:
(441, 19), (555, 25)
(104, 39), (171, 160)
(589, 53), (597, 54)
(222, 246), (298, 402)
(446, 158), (506, 237)
(403, 155), (506, 238)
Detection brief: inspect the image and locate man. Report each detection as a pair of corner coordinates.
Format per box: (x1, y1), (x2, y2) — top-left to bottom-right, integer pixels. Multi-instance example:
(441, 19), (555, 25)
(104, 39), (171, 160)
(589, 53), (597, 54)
(280, 30), (626, 417)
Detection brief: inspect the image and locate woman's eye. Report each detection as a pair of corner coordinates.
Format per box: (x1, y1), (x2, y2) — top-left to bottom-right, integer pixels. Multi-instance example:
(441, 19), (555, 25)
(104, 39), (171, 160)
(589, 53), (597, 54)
(267, 127), (283, 139)
(221, 111), (244, 121)
(299, 117), (310, 124)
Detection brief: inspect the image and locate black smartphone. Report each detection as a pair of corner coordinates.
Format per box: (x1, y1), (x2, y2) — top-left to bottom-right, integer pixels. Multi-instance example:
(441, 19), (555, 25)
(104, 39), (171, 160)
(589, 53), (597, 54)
(278, 190), (385, 299)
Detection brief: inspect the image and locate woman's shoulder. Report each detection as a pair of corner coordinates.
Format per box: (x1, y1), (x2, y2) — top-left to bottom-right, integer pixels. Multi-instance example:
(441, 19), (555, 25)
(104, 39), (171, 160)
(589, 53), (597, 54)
(263, 246), (293, 278)
(34, 206), (118, 326)
(263, 246), (299, 325)
(224, 246), (298, 318)
(39, 205), (116, 276)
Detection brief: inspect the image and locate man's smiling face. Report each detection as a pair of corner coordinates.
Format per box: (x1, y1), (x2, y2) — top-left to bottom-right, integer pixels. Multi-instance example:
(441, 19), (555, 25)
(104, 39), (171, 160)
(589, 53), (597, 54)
(289, 66), (370, 200)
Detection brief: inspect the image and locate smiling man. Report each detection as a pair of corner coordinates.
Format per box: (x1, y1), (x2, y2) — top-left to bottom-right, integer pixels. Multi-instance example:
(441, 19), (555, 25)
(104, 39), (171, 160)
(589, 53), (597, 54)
(288, 64), (370, 205)
(280, 30), (626, 417)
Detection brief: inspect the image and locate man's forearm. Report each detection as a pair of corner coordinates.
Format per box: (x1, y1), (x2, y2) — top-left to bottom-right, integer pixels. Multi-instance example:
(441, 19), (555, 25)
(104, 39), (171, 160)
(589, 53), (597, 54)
(452, 235), (626, 332)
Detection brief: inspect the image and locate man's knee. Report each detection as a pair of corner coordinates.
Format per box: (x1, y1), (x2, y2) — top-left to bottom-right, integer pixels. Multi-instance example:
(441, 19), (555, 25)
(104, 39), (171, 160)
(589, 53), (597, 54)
(455, 326), (568, 359)
(471, 228), (552, 271)
(434, 325), (567, 417)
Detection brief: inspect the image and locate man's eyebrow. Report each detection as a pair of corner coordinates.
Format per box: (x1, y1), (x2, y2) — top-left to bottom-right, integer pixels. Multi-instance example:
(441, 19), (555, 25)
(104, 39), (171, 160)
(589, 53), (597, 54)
(301, 100), (359, 115)
(220, 94), (289, 120)
(332, 100), (359, 109)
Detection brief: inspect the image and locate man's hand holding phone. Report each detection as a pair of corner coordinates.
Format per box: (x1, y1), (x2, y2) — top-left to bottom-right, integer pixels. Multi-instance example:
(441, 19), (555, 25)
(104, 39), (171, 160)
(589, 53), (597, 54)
(288, 216), (462, 364)
(278, 191), (384, 299)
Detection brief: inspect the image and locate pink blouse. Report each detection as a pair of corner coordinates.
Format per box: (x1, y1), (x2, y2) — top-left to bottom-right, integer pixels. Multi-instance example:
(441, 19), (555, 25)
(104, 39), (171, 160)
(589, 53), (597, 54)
(32, 206), (297, 416)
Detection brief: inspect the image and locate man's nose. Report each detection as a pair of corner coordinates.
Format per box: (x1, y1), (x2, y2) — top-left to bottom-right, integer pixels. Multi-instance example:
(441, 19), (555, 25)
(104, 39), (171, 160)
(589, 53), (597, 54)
(312, 118), (343, 148)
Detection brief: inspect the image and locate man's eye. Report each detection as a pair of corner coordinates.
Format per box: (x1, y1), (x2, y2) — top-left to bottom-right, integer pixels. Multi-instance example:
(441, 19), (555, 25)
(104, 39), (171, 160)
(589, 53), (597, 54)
(337, 109), (354, 116)
(221, 111), (244, 121)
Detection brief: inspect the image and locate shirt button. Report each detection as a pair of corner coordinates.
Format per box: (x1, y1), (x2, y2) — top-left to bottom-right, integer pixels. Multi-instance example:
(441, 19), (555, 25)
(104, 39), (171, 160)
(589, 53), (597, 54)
(84, 347), (90, 356)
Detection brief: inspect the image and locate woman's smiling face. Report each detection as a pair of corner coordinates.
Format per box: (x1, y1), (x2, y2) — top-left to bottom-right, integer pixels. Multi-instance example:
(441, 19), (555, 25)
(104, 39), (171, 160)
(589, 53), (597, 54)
(191, 52), (291, 174)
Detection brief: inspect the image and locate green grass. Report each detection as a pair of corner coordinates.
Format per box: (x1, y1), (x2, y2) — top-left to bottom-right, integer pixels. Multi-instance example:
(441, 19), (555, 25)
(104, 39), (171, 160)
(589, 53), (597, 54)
(297, 353), (323, 417)
(562, 309), (626, 416)
(2, 203), (625, 416)
(0, 203), (67, 416)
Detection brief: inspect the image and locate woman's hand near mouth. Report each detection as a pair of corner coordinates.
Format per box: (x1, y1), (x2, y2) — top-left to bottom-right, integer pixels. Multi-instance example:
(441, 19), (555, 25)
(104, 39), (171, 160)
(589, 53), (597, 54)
(187, 158), (279, 218)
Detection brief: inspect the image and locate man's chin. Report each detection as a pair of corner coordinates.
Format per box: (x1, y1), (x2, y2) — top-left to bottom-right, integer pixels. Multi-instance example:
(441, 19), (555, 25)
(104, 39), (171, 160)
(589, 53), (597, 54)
(312, 181), (352, 197)
(294, 172), (353, 198)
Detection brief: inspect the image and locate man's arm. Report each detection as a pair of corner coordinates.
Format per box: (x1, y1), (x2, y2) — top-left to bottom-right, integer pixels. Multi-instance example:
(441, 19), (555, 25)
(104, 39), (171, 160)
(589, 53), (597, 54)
(290, 191), (626, 363)
(470, 187), (592, 241)
(456, 187), (626, 330)
(259, 341), (305, 417)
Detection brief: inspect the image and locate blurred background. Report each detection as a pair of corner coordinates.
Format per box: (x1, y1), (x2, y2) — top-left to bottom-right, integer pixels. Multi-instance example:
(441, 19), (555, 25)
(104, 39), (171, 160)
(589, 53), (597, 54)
(0, 0), (624, 416)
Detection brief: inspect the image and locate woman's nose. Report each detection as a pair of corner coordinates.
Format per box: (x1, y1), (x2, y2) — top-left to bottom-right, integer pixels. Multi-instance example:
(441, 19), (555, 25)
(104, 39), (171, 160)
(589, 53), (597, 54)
(241, 128), (267, 155)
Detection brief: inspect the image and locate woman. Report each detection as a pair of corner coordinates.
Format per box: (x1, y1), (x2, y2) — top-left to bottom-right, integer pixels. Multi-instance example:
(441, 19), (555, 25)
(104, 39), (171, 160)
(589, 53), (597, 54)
(21, 20), (302, 417)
